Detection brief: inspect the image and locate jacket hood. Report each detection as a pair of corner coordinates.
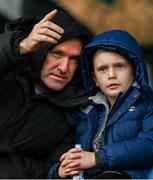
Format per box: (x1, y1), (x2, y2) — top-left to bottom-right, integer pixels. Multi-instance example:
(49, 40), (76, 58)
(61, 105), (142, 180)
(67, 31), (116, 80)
(81, 29), (149, 95)
(30, 10), (92, 106)
(6, 10), (93, 79)
(5, 11), (92, 105)
(31, 10), (93, 78)
(5, 11), (92, 106)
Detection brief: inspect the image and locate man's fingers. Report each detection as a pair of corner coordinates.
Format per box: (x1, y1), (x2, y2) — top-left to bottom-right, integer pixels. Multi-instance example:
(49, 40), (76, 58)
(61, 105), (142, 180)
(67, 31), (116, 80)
(38, 34), (58, 44)
(40, 9), (57, 22)
(39, 10), (64, 34)
(42, 21), (64, 34)
(38, 27), (62, 39)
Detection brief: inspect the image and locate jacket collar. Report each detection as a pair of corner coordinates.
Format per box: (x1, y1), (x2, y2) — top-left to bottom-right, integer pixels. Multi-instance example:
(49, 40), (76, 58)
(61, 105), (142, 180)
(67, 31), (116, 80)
(34, 80), (89, 108)
(89, 92), (109, 112)
(89, 82), (140, 126)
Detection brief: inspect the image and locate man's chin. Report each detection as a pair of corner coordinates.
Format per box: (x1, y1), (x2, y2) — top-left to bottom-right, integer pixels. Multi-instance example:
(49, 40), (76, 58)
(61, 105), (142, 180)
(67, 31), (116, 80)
(46, 84), (66, 91)
(42, 78), (67, 91)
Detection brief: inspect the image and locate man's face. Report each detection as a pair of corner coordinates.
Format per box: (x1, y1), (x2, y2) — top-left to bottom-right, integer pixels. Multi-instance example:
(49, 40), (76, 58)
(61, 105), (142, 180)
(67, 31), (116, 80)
(40, 38), (82, 91)
(93, 51), (135, 105)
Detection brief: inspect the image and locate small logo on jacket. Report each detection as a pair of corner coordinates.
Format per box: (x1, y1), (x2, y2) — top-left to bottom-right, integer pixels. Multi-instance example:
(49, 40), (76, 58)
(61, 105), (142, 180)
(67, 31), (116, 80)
(128, 106), (135, 111)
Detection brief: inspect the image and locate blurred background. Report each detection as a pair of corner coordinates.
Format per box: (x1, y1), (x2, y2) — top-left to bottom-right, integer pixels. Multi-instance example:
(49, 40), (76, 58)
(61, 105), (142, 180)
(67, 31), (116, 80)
(0, 0), (153, 88)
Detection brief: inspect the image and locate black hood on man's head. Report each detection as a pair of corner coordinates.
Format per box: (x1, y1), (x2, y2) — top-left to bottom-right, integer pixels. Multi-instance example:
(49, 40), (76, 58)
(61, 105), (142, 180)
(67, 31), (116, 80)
(31, 10), (93, 78)
(4, 9), (92, 105)
(52, 11), (92, 46)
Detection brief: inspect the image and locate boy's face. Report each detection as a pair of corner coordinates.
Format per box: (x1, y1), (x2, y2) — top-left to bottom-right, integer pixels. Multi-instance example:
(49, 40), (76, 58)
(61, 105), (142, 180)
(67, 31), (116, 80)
(93, 51), (135, 105)
(40, 38), (82, 91)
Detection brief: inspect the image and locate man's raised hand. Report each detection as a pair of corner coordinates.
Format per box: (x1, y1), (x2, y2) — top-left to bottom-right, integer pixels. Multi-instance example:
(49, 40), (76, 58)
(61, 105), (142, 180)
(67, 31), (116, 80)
(19, 9), (64, 55)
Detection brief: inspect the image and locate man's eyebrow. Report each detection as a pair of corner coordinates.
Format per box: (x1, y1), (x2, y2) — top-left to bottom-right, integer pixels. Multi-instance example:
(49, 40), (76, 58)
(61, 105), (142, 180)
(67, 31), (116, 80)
(50, 49), (61, 52)
(97, 64), (107, 68)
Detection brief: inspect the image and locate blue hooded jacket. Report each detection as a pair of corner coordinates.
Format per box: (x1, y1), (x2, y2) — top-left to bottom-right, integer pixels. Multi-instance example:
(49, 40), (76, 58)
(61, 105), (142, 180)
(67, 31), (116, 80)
(81, 29), (151, 95)
(72, 30), (153, 179)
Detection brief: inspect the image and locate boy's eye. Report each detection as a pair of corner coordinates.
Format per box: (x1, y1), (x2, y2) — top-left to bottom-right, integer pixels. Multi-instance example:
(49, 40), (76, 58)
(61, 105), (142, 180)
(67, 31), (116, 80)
(101, 68), (107, 72)
(116, 64), (126, 69)
(97, 66), (107, 72)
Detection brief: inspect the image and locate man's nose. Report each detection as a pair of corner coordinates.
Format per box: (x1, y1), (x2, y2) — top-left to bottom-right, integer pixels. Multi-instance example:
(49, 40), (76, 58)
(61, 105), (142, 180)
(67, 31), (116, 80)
(58, 58), (69, 73)
(108, 68), (117, 79)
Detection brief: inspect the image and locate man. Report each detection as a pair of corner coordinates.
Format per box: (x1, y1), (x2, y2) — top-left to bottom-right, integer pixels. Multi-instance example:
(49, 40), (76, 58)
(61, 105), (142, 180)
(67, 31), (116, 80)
(0, 9), (92, 178)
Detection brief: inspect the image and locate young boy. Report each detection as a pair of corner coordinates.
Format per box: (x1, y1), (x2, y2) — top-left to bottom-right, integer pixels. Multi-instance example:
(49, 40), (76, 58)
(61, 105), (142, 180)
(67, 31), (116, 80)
(49, 30), (153, 179)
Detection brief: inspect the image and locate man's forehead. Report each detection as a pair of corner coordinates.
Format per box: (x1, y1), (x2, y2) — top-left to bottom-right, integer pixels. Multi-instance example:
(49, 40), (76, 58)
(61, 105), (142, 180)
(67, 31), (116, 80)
(52, 39), (83, 51)
(59, 38), (82, 45)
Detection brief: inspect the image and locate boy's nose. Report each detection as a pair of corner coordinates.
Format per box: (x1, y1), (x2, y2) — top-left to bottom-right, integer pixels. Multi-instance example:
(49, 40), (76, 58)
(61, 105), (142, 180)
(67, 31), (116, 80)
(108, 68), (117, 79)
(58, 58), (69, 73)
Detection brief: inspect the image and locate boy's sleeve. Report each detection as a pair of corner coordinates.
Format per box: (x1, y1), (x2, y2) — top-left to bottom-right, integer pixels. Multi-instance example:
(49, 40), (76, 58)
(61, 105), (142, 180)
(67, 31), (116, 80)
(94, 151), (103, 168)
(48, 162), (60, 179)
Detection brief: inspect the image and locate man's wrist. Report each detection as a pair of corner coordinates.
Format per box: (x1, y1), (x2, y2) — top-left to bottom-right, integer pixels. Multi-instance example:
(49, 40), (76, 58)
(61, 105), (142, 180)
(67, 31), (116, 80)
(19, 37), (32, 55)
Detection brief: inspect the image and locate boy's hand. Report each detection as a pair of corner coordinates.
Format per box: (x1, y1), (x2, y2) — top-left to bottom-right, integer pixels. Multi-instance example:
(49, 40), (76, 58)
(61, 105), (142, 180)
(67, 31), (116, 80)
(58, 148), (81, 178)
(19, 9), (64, 55)
(58, 148), (96, 178)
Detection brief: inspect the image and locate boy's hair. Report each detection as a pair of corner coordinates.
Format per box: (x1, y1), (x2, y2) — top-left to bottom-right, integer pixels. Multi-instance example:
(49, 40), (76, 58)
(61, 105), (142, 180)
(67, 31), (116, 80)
(90, 47), (135, 72)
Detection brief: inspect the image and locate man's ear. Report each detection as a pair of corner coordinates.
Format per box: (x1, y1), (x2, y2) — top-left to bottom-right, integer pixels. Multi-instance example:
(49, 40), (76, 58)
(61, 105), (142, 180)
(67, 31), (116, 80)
(91, 72), (99, 87)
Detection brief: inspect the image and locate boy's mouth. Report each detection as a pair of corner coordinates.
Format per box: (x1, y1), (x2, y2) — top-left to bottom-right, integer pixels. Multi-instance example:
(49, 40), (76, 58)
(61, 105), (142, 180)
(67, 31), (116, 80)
(107, 83), (119, 89)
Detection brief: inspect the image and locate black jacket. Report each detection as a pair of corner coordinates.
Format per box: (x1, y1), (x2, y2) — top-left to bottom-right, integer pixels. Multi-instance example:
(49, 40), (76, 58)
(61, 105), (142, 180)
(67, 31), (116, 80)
(0, 14), (91, 178)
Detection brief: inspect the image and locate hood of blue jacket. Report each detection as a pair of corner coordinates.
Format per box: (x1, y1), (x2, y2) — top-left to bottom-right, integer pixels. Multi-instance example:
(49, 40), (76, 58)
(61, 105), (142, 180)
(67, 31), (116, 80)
(81, 29), (149, 95)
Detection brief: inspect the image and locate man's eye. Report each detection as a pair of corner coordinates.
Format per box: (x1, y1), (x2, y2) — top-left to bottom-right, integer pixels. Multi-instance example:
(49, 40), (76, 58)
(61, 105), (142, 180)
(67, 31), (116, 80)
(98, 67), (107, 72)
(69, 56), (80, 64)
(51, 52), (61, 58)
